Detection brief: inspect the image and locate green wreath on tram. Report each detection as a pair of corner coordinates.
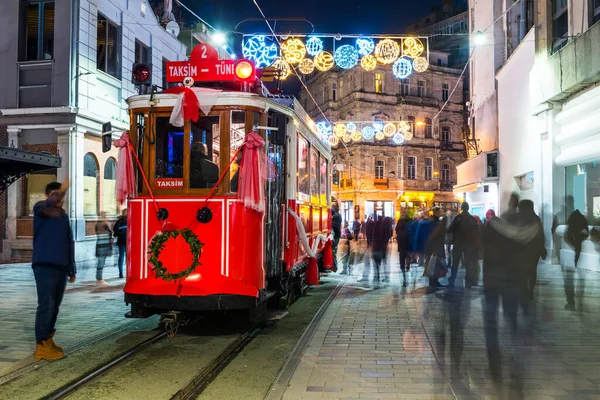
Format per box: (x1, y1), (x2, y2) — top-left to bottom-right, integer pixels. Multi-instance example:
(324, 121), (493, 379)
(148, 228), (204, 282)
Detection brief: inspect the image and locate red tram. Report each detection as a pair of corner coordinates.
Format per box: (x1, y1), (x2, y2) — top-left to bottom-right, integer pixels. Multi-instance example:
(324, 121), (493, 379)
(120, 44), (333, 318)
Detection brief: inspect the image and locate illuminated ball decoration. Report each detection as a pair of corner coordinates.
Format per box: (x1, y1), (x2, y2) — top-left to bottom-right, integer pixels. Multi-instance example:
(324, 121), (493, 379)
(334, 45), (359, 69)
(272, 58), (291, 80)
(373, 121), (384, 132)
(413, 56), (429, 73)
(305, 37), (324, 56)
(242, 36), (278, 68)
(397, 121), (411, 133)
(361, 126), (375, 140)
(346, 122), (357, 133)
(281, 38), (306, 65)
(383, 123), (396, 137)
(351, 130), (362, 142)
(329, 135), (339, 147)
(403, 37), (424, 58)
(342, 134), (352, 143)
(314, 51), (335, 71)
(404, 130), (414, 141)
(392, 133), (406, 145)
(298, 58), (315, 74)
(334, 123), (347, 138)
(361, 55), (377, 71)
(317, 121), (332, 137)
(375, 131), (385, 140)
(374, 39), (401, 64)
(356, 37), (375, 56)
(393, 57), (413, 79)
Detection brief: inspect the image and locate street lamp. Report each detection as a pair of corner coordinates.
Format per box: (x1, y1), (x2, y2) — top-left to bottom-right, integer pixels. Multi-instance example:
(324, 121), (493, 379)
(211, 31), (227, 46)
(474, 31), (486, 46)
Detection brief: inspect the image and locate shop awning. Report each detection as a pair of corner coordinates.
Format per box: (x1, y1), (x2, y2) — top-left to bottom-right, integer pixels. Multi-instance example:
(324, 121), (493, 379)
(0, 146), (61, 194)
(452, 182), (480, 195)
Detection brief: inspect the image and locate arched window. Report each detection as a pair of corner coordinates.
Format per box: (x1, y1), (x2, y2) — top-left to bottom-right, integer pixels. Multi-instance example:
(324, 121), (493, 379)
(103, 158), (118, 215)
(83, 153), (99, 215)
(442, 163), (451, 182)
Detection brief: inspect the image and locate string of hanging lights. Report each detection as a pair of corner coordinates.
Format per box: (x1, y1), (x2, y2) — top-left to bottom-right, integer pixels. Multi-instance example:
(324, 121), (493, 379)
(316, 120), (416, 147)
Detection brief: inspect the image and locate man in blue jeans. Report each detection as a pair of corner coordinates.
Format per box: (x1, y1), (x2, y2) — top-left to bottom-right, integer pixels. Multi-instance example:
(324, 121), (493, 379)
(32, 181), (77, 360)
(113, 208), (128, 278)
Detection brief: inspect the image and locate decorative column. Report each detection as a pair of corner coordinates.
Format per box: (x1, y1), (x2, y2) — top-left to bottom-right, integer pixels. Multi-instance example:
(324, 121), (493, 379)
(6, 128), (21, 242)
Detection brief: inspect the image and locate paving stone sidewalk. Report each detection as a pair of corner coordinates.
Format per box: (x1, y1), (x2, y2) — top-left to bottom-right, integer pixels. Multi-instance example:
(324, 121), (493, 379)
(282, 243), (600, 400)
(0, 258), (131, 376)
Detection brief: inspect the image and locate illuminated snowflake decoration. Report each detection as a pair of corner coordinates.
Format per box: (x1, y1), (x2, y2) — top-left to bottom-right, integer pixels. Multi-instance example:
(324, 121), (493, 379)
(314, 51), (335, 71)
(356, 37), (375, 56)
(393, 57), (413, 79)
(298, 58), (315, 74)
(334, 45), (359, 69)
(272, 58), (291, 80)
(242, 36), (278, 68)
(361, 126), (375, 140)
(372, 121), (384, 132)
(346, 122), (357, 133)
(413, 56), (429, 73)
(392, 133), (406, 145)
(383, 123), (396, 137)
(316, 121), (332, 137)
(305, 37), (324, 56)
(281, 38), (306, 65)
(375, 131), (385, 140)
(329, 135), (339, 147)
(361, 55), (377, 71)
(351, 130), (362, 142)
(374, 39), (401, 64)
(333, 123), (347, 138)
(397, 121), (411, 133)
(403, 38), (424, 58)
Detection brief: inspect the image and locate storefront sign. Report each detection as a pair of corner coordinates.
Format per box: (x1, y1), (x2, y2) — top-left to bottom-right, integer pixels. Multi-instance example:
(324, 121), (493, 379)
(156, 178), (183, 188)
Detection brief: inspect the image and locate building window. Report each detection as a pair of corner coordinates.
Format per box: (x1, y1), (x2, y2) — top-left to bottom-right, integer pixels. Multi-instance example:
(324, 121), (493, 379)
(552, 0), (568, 52)
(26, 169), (57, 216)
(407, 157), (416, 180)
(21, 1), (55, 61)
(375, 160), (385, 179)
(400, 78), (410, 96)
(594, 0), (600, 23)
(135, 40), (150, 64)
(332, 82), (337, 101)
(397, 157), (402, 178)
(341, 201), (354, 223)
(408, 116), (415, 134)
(425, 158), (433, 180)
(103, 158), (118, 215)
(97, 13), (121, 78)
(565, 161), (600, 221)
(442, 163), (451, 182)
(375, 73), (384, 93)
(442, 83), (449, 102)
(417, 80), (426, 97)
(83, 153), (99, 215)
(441, 126), (451, 142)
(424, 118), (433, 138)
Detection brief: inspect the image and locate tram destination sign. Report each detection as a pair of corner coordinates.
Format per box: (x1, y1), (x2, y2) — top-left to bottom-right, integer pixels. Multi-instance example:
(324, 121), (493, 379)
(166, 60), (237, 83)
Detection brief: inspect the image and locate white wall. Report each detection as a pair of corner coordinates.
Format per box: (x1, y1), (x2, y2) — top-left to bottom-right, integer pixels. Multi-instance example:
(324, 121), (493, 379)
(497, 29), (541, 213)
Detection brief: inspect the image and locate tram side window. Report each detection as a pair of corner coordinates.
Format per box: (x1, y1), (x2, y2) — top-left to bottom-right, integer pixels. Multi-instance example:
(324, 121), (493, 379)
(310, 148), (320, 204)
(230, 110), (246, 192)
(320, 157), (328, 205)
(155, 117), (184, 179)
(190, 116), (220, 189)
(297, 136), (310, 202)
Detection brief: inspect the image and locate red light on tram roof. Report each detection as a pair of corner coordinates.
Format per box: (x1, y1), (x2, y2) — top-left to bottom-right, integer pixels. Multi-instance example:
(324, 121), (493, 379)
(235, 60), (254, 81)
(132, 64), (151, 85)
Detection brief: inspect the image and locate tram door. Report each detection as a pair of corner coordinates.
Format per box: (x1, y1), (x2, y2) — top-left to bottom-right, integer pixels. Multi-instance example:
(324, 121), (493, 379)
(264, 112), (287, 279)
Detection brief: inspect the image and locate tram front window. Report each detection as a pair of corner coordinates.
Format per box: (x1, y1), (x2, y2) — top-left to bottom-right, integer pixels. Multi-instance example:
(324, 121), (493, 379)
(155, 118), (184, 179)
(190, 116), (220, 189)
(230, 110), (246, 192)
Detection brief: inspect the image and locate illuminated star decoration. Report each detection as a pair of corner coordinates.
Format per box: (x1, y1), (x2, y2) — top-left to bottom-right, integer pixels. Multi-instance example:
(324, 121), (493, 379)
(412, 56), (429, 73)
(272, 58), (291, 80)
(334, 45), (359, 69)
(374, 39), (401, 64)
(403, 38), (424, 58)
(298, 58), (315, 74)
(346, 122), (357, 133)
(361, 126), (375, 140)
(314, 51), (335, 71)
(281, 38), (306, 65)
(372, 121), (384, 132)
(392, 133), (406, 145)
(334, 123), (347, 138)
(316, 121), (332, 137)
(393, 57), (413, 79)
(305, 37), (324, 56)
(242, 36), (278, 68)
(383, 123), (396, 137)
(361, 55), (377, 71)
(356, 37), (375, 56)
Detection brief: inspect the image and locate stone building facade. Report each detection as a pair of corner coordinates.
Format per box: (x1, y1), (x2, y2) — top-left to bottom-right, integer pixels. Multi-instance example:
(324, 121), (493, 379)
(299, 63), (467, 223)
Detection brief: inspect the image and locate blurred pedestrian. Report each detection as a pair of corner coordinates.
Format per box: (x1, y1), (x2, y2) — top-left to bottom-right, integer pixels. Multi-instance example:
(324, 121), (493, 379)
(352, 219), (360, 241)
(407, 213), (421, 265)
(517, 200), (547, 301)
(566, 195), (589, 267)
(395, 213), (411, 273)
(442, 210), (454, 267)
(449, 202), (479, 288)
(381, 216), (394, 281)
(332, 201), (342, 272)
(95, 212), (114, 285)
(371, 216), (389, 288)
(112, 208), (128, 279)
(424, 206), (446, 291)
(366, 217), (375, 247)
(360, 220), (366, 240)
(32, 181), (76, 360)
(340, 221), (354, 275)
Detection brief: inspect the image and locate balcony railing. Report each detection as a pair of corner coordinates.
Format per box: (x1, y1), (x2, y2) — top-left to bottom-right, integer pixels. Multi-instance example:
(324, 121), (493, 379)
(374, 178), (389, 188)
(18, 61), (54, 108)
(439, 180), (456, 191)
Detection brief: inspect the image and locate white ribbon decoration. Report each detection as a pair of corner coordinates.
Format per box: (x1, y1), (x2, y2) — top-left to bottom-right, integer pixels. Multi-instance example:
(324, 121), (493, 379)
(288, 209), (333, 258)
(169, 92), (185, 127)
